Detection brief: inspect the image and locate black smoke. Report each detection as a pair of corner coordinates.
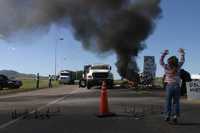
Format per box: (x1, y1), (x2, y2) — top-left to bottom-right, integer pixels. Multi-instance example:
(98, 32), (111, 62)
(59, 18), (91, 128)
(0, 0), (162, 80)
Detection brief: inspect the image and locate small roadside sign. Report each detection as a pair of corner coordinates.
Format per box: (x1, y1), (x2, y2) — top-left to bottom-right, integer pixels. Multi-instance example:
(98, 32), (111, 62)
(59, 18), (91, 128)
(186, 80), (200, 100)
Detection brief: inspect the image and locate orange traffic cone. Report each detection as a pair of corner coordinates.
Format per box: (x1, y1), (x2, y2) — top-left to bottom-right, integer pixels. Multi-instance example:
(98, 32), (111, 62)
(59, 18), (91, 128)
(97, 81), (115, 117)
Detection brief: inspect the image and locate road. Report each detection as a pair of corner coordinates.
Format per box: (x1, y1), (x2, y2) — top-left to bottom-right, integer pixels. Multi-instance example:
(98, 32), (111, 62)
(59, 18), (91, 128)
(0, 85), (200, 133)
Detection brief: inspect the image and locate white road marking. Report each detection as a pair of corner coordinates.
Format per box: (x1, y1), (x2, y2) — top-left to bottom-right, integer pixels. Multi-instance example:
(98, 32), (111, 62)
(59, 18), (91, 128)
(0, 89), (82, 129)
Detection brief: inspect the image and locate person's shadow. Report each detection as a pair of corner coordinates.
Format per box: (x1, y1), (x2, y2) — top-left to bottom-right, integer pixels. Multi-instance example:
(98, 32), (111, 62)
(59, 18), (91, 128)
(176, 122), (200, 126)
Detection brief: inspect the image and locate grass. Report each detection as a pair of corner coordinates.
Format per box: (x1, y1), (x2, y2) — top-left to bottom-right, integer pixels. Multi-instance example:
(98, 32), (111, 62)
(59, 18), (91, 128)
(0, 79), (60, 95)
(21, 79), (59, 89)
(154, 77), (164, 87)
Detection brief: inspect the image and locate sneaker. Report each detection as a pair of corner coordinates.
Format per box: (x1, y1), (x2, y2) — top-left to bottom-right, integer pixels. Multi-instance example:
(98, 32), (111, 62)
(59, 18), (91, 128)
(164, 116), (170, 122)
(172, 115), (178, 124)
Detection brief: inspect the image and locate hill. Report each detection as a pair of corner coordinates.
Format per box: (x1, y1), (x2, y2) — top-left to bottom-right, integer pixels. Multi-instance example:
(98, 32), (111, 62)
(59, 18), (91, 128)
(0, 70), (36, 79)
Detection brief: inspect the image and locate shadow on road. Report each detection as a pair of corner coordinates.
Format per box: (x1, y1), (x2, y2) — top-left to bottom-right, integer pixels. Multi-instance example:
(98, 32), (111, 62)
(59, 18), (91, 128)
(177, 122), (200, 126)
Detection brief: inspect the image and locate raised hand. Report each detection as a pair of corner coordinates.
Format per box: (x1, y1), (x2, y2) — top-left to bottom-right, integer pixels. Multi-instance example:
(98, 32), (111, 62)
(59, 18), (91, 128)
(178, 48), (185, 54)
(163, 49), (169, 55)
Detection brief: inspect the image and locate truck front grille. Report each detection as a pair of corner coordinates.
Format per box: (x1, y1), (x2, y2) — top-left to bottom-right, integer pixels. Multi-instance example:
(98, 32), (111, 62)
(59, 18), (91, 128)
(92, 72), (108, 79)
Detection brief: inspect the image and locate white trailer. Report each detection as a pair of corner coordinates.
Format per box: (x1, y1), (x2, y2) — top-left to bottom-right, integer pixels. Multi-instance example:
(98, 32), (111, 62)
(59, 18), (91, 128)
(58, 70), (75, 84)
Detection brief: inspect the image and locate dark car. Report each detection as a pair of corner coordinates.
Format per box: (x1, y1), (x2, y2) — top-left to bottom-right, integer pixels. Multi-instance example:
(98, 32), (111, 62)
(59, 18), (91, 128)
(0, 75), (22, 90)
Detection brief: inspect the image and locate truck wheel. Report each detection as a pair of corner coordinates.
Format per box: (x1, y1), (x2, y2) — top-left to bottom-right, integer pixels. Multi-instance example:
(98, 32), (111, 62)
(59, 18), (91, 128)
(71, 81), (75, 85)
(107, 80), (114, 89)
(0, 85), (3, 90)
(87, 84), (91, 89)
(108, 83), (113, 89)
(79, 79), (86, 88)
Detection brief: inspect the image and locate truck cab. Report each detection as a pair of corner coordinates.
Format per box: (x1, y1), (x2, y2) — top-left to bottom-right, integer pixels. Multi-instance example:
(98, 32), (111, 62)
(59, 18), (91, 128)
(58, 70), (74, 84)
(80, 64), (113, 89)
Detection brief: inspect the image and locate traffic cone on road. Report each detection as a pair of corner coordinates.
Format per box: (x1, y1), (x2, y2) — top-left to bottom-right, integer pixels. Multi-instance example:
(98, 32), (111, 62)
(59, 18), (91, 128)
(97, 81), (115, 117)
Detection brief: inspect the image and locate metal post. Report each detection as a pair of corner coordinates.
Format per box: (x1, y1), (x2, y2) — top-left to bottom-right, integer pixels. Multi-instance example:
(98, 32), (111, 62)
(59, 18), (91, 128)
(54, 39), (57, 77)
(54, 37), (64, 79)
(76, 71), (77, 80)
(36, 73), (40, 89)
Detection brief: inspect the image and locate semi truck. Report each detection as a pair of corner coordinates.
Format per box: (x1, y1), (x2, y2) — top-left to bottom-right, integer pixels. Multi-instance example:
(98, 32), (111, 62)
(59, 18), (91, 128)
(79, 64), (114, 89)
(58, 70), (75, 84)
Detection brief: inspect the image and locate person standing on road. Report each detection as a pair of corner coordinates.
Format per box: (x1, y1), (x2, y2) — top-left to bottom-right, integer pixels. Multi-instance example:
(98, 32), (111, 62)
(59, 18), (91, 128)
(180, 69), (192, 96)
(36, 73), (40, 89)
(160, 48), (185, 123)
(48, 75), (52, 88)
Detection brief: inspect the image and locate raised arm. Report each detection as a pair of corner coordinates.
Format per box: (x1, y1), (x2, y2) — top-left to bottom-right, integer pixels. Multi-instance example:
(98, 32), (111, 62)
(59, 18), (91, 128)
(160, 50), (168, 68)
(178, 48), (185, 67)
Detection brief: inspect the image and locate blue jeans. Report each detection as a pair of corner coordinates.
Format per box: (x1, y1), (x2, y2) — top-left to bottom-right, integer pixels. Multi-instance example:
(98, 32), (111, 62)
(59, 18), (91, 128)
(165, 84), (181, 117)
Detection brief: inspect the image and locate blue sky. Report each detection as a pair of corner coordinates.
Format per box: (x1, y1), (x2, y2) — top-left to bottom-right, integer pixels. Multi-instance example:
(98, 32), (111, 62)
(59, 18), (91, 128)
(0, 0), (199, 79)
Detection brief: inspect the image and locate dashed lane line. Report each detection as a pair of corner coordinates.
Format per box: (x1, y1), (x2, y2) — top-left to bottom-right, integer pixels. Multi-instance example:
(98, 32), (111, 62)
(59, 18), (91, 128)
(0, 89), (82, 129)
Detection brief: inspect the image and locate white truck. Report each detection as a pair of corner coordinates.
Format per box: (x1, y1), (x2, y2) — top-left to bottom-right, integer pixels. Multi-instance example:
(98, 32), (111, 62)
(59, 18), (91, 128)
(79, 64), (114, 89)
(58, 70), (75, 84)
(191, 74), (200, 80)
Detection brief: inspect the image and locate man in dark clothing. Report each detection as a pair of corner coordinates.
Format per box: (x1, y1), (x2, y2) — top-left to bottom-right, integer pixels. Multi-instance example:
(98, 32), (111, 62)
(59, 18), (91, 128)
(48, 75), (52, 88)
(36, 73), (40, 89)
(180, 69), (192, 96)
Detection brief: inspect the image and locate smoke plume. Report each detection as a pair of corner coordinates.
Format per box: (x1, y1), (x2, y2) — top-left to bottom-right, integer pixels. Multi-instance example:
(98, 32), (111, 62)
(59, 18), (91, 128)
(0, 0), (162, 80)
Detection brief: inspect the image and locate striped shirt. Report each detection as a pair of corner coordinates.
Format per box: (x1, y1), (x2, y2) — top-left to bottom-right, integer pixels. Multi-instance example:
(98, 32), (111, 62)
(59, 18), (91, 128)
(160, 53), (185, 84)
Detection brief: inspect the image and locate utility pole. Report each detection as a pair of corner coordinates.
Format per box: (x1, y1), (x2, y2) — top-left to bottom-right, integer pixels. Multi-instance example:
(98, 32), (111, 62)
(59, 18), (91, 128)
(54, 37), (64, 78)
(76, 71), (77, 80)
(36, 73), (40, 89)
(54, 39), (57, 77)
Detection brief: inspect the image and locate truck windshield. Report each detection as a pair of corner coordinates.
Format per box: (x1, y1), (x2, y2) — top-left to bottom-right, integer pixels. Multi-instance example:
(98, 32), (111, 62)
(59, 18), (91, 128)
(60, 73), (70, 76)
(91, 66), (109, 70)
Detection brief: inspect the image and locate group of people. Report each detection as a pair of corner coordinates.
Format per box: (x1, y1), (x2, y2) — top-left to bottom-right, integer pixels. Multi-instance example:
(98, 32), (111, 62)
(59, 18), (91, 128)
(48, 75), (53, 88)
(35, 74), (53, 88)
(160, 48), (191, 123)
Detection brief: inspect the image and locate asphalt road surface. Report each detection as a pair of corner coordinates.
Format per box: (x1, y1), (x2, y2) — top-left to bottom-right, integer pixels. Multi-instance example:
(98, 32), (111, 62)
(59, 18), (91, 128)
(0, 85), (200, 133)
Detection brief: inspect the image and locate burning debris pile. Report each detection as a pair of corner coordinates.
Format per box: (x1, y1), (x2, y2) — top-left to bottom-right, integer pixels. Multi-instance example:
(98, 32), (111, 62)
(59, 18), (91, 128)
(0, 0), (162, 80)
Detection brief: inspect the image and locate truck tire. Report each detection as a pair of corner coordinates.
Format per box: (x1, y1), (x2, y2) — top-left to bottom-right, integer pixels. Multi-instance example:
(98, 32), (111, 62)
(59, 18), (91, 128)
(107, 80), (113, 89)
(108, 83), (113, 89)
(0, 85), (3, 90)
(79, 79), (86, 88)
(87, 84), (91, 89)
(69, 80), (75, 85)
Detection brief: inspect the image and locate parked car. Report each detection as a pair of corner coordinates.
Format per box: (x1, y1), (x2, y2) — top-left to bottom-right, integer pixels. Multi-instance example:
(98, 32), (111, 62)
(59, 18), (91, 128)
(0, 75), (22, 90)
